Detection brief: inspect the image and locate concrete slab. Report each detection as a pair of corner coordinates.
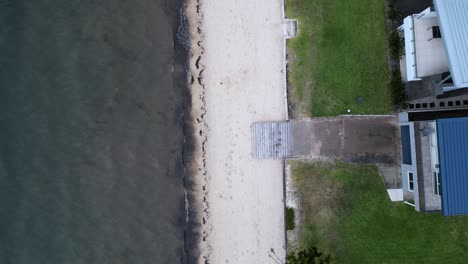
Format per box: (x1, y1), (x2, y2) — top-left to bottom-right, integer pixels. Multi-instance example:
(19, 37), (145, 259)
(342, 116), (398, 164)
(291, 116), (400, 164)
(290, 116), (402, 189)
(414, 121), (441, 211)
(387, 189), (404, 201)
(291, 118), (341, 158)
(284, 19), (297, 39)
(379, 164), (402, 189)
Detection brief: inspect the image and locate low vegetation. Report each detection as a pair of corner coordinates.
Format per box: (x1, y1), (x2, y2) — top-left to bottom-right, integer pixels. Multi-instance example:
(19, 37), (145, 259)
(390, 69), (407, 109)
(287, 246), (331, 264)
(389, 30), (404, 59)
(286, 207), (295, 231)
(289, 161), (468, 263)
(286, 0), (391, 117)
(387, 0), (406, 109)
(387, 0), (402, 23)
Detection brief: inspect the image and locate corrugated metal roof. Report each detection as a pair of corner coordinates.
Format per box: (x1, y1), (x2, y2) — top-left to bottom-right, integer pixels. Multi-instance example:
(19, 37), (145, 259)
(400, 125), (412, 165)
(436, 117), (468, 215)
(434, 0), (468, 88)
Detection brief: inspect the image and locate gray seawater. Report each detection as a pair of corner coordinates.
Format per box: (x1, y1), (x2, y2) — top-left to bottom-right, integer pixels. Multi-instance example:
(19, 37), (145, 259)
(0, 0), (190, 263)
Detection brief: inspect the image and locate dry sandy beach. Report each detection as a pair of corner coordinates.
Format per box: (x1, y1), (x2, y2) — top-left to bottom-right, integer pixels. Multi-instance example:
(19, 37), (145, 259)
(187, 0), (288, 263)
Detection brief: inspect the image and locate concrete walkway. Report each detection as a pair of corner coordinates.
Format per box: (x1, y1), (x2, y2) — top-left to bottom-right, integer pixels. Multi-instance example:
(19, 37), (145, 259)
(250, 115), (402, 188)
(291, 115), (402, 188)
(291, 116), (399, 162)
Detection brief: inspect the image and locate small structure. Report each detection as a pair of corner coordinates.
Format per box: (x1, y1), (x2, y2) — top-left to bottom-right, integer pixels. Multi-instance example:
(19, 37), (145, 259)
(283, 19), (297, 39)
(387, 189), (403, 202)
(251, 121), (292, 159)
(398, 113), (468, 215)
(399, 0), (468, 94)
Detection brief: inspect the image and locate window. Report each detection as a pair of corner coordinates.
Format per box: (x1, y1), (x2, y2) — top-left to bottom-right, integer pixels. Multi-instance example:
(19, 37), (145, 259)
(428, 26), (442, 41)
(408, 172), (414, 192)
(434, 172), (441, 196)
(432, 26), (441, 38)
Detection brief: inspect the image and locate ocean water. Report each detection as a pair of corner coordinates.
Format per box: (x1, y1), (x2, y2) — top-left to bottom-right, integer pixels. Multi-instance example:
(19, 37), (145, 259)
(0, 0), (190, 263)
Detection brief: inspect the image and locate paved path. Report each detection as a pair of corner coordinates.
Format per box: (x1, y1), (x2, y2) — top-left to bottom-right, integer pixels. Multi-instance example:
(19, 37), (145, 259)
(291, 116), (400, 162)
(291, 115), (402, 188)
(249, 115), (403, 187)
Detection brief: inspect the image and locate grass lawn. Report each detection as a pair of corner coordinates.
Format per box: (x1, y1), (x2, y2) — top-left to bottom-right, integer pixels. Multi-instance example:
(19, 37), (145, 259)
(286, 0), (391, 117)
(289, 161), (468, 263)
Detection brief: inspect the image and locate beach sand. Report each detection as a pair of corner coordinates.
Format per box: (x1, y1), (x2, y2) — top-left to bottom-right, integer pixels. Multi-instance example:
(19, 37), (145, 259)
(187, 0), (287, 263)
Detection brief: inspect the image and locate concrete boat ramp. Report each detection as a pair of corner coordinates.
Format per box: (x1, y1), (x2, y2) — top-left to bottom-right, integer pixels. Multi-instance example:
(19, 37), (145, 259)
(251, 116), (400, 165)
(251, 115), (402, 188)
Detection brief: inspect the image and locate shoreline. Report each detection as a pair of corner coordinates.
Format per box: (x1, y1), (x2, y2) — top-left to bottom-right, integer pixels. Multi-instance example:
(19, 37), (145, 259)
(185, 0), (210, 262)
(186, 0), (289, 263)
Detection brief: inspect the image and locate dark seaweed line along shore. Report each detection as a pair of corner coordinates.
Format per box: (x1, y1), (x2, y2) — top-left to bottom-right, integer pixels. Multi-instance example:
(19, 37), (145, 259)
(183, 0), (211, 263)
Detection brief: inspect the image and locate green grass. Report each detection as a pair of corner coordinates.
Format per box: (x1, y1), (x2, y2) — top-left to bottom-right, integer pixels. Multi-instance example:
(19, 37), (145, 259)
(290, 161), (468, 263)
(286, 0), (391, 116)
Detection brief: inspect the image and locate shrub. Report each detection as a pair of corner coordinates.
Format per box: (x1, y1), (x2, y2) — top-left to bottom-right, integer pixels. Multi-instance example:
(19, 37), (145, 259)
(389, 30), (404, 59)
(390, 70), (407, 109)
(387, 0), (402, 22)
(286, 207), (295, 231)
(287, 246), (331, 264)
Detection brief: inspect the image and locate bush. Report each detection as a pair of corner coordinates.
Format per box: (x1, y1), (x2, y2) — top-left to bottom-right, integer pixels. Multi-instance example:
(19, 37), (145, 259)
(390, 70), (407, 108)
(287, 246), (331, 264)
(389, 30), (404, 59)
(286, 207), (295, 231)
(387, 0), (402, 22)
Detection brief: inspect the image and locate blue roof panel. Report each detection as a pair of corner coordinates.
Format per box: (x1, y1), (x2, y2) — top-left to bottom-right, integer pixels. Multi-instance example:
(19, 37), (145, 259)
(437, 117), (468, 215)
(400, 125), (412, 165)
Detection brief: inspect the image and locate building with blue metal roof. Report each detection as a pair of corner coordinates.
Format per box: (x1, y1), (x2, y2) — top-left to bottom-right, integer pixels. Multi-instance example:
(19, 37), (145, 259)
(398, 113), (468, 216)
